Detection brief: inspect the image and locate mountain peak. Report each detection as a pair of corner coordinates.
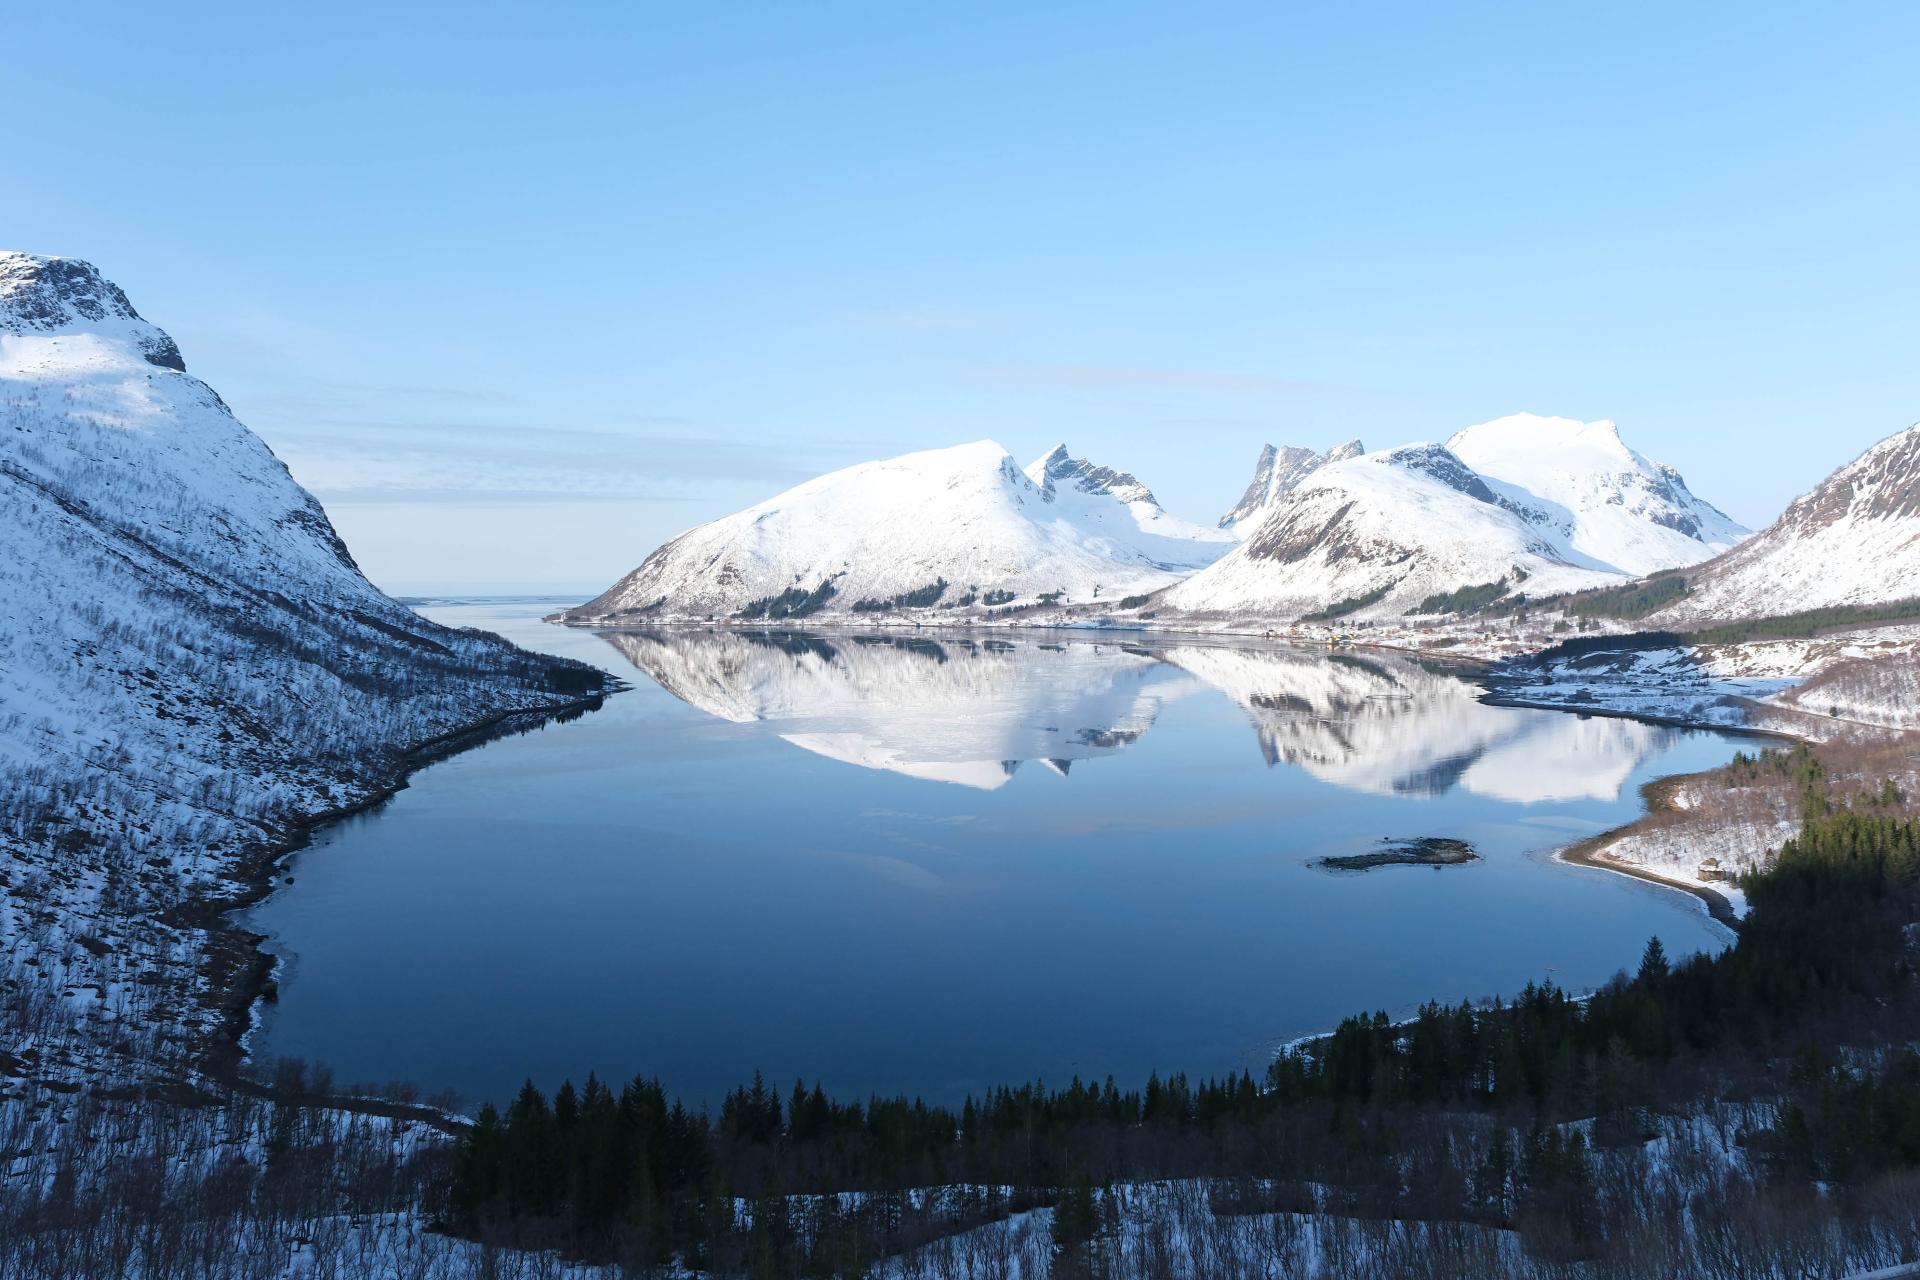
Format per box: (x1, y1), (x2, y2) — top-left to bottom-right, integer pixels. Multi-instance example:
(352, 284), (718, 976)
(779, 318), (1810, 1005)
(1025, 444), (1159, 508)
(572, 437), (1230, 622)
(1373, 443), (1498, 503)
(0, 251), (185, 370)
(1446, 413), (1748, 572)
(1449, 412), (1628, 455)
(1217, 438), (1366, 531)
(1653, 420), (1920, 623)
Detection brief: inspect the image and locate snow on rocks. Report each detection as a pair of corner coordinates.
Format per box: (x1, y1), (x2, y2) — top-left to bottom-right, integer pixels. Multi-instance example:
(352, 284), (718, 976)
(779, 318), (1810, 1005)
(568, 415), (1749, 630)
(1215, 438), (1364, 534)
(1446, 413), (1748, 575)
(1166, 416), (1744, 623)
(1481, 642), (1789, 729)
(0, 251), (604, 1090)
(1161, 442), (1620, 620)
(1653, 421), (1920, 624)
(564, 440), (1229, 624)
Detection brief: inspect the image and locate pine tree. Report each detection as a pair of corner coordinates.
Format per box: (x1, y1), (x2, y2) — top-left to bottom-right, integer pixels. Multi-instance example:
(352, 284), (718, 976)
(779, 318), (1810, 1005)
(1636, 936), (1670, 984)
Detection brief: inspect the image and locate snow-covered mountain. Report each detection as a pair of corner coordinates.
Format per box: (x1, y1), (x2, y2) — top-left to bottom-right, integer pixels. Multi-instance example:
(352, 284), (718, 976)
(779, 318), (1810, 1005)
(1446, 413), (1747, 575)
(1216, 439), (1364, 533)
(1165, 417), (1745, 622)
(565, 440), (1228, 624)
(1163, 442), (1620, 619)
(1024, 444), (1235, 569)
(0, 251), (602, 1084)
(1651, 421), (1920, 624)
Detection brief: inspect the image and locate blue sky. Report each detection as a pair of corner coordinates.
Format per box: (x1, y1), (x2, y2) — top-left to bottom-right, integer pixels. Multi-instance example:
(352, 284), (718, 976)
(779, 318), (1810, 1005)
(8, 3), (1918, 593)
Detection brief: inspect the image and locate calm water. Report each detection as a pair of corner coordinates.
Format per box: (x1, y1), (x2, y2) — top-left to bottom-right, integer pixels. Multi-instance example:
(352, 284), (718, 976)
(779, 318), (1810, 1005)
(246, 603), (1743, 1107)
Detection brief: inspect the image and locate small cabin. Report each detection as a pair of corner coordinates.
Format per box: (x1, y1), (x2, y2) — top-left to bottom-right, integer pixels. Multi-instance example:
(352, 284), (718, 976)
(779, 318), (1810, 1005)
(1698, 856), (1727, 882)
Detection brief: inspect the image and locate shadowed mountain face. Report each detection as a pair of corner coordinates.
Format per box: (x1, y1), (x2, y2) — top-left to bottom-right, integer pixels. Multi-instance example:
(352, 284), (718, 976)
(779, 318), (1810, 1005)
(597, 629), (1675, 800)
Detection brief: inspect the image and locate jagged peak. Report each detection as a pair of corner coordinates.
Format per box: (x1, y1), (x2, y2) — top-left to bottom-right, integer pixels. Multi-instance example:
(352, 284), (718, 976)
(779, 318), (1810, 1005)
(1025, 444), (1159, 507)
(1371, 443), (1498, 504)
(0, 252), (140, 328)
(0, 250), (185, 371)
(1776, 419), (1920, 526)
(1218, 438), (1364, 529)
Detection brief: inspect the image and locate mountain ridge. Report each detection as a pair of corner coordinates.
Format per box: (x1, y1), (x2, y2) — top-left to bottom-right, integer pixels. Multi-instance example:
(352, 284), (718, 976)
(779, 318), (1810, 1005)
(0, 249), (605, 1086)
(564, 439), (1231, 623)
(1650, 421), (1920, 625)
(574, 412), (1755, 626)
(1217, 439), (1364, 533)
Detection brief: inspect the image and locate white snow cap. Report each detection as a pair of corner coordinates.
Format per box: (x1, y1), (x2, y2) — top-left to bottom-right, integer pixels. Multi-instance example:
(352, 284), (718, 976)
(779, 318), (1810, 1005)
(0, 251), (186, 370)
(570, 438), (1230, 621)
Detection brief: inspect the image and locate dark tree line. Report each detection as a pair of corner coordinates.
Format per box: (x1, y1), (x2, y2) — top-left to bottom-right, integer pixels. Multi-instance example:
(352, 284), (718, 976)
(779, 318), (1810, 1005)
(446, 798), (1920, 1270)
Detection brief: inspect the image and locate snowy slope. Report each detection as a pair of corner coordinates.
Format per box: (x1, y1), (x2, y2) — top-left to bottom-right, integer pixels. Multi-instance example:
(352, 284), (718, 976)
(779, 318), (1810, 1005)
(1162, 443), (1617, 619)
(1446, 413), (1747, 575)
(0, 251), (602, 1086)
(566, 440), (1224, 623)
(1216, 439), (1364, 533)
(1651, 421), (1920, 624)
(1023, 443), (1234, 569)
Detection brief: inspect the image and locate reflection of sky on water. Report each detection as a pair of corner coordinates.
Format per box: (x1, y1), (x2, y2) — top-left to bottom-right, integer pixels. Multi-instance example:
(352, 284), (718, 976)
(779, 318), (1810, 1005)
(247, 608), (1741, 1109)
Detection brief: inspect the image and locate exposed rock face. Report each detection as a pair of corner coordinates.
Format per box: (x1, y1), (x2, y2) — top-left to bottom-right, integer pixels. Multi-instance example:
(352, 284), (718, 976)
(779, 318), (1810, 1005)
(1030, 443), (1160, 508)
(569, 440), (1231, 623)
(1172, 415), (1750, 622)
(1167, 441), (1617, 619)
(1217, 439), (1364, 532)
(0, 252), (185, 369)
(1653, 422), (1920, 624)
(1446, 414), (1747, 575)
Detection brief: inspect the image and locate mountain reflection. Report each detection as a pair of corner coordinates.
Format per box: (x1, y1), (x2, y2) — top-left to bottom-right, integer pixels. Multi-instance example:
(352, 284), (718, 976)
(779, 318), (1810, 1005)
(597, 629), (1674, 801)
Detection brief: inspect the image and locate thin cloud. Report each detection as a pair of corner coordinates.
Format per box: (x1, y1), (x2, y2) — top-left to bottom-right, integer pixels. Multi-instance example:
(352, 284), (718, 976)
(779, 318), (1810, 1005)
(311, 486), (696, 506)
(993, 362), (1325, 395)
(270, 418), (887, 506)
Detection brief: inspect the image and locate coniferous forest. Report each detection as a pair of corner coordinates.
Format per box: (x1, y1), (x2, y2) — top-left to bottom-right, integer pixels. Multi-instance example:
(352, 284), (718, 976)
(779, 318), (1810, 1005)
(442, 782), (1920, 1275)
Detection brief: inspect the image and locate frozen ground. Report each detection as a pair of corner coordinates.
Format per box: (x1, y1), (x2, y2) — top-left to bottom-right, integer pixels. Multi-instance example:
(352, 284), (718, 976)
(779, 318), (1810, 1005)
(0, 253), (604, 1094)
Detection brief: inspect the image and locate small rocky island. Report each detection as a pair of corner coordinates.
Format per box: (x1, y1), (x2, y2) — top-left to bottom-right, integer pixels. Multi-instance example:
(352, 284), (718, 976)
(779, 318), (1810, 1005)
(1316, 837), (1479, 871)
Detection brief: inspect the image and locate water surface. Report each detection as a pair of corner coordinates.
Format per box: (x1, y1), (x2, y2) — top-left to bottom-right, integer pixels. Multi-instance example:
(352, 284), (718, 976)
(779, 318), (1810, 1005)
(247, 604), (1742, 1106)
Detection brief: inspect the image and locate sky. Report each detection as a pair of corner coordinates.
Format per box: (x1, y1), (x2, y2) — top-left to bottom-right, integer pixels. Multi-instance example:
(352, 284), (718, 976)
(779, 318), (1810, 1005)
(6, 2), (1918, 594)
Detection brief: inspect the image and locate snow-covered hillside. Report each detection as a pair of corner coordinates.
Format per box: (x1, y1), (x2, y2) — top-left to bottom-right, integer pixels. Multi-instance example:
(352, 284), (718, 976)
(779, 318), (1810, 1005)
(0, 251), (604, 1086)
(1216, 439), (1364, 533)
(1651, 421), (1920, 624)
(1024, 443), (1235, 569)
(1163, 416), (1745, 623)
(1447, 413), (1747, 575)
(1163, 443), (1619, 619)
(564, 440), (1226, 624)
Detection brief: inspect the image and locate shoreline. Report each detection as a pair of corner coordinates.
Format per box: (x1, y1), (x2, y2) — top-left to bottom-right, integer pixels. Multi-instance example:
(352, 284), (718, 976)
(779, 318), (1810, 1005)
(1478, 692), (1797, 741)
(554, 613), (1501, 674)
(185, 689), (619, 1129)
(186, 618), (1784, 1124)
(1553, 773), (1744, 932)
(569, 612), (1775, 934)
